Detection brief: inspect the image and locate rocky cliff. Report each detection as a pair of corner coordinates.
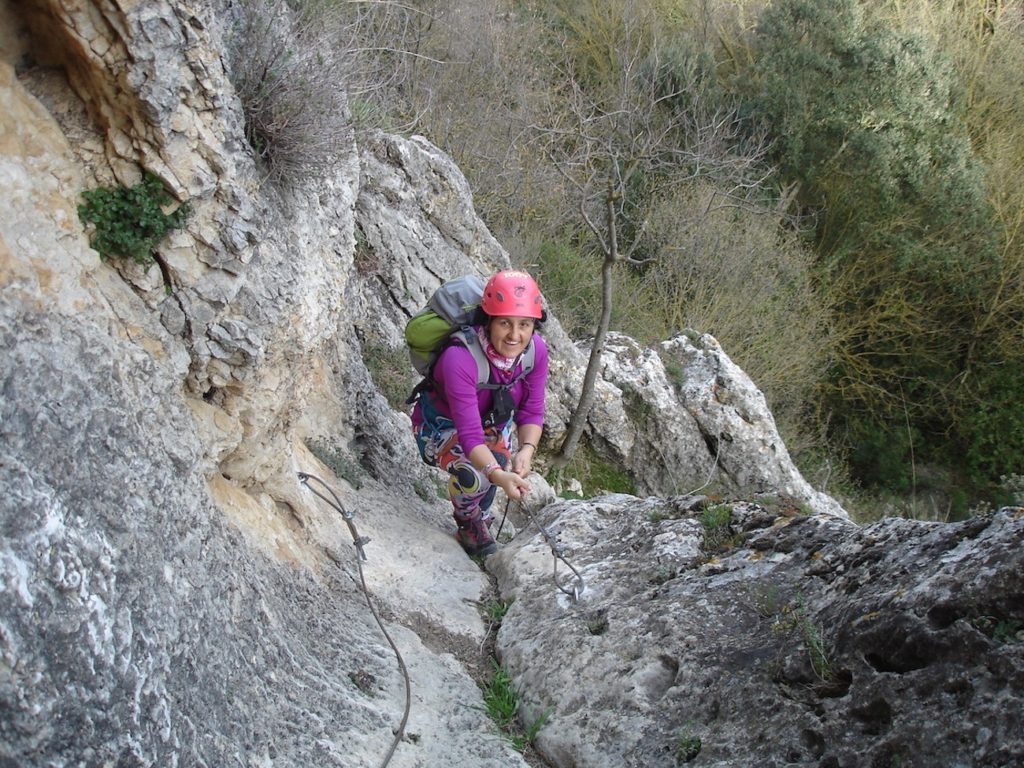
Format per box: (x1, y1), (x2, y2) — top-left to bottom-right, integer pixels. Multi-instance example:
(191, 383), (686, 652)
(1, 2), (1021, 767)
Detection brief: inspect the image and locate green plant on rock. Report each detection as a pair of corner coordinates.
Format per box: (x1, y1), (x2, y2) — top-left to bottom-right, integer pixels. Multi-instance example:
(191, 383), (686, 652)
(413, 477), (436, 503)
(771, 598), (837, 684)
(306, 437), (366, 489)
(972, 615), (1023, 644)
(78, 172), (190, 265)
(747, 583), (782, 619)
(547, 442), (636, 499)
(362, 339), (418, 412)
(675, 730), (702, 763)
(700, 503), (734, 552)
(482, 661), (550, 752)
(482, 597), (512, 625)
(661, 357), (686, 390)
(647, 508), (673, 523)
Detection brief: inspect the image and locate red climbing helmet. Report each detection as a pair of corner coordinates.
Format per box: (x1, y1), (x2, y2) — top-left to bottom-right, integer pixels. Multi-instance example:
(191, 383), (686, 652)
(481, 269), (544, 319)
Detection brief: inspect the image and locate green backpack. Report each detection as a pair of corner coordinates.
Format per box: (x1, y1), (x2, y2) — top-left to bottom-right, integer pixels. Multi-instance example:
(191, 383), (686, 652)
(404, 274), (536, 404)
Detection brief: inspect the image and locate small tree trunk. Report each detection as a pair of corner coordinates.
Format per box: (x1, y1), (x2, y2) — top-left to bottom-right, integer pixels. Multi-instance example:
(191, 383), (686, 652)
(552, 192), (619, 468)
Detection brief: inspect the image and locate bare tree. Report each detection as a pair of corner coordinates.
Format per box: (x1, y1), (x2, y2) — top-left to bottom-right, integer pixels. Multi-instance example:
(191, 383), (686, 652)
(532, 21), (770, 468)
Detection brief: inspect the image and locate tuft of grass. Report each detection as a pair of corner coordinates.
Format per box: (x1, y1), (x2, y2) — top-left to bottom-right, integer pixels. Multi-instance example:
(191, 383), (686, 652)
(483, 662), (519, 730)
(78, 172), (190, 265)
(699, 503), (735, 552)
(482, 598), (513, 624)
(481, 662), (551, 752)
(747, 584), (782, 619)
(771, 598), (837, 684)
(800, 611), (834, 682)
(662, 357), (687, 390)
(675, 730), (702, 763)
(514, 707), (552, 753)
(306, 437), (366, 489)
(548, 442), (636, 499)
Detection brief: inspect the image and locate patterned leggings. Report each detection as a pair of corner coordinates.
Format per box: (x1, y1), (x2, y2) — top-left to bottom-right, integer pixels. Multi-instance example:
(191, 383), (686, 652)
(415, 416), (512, 521)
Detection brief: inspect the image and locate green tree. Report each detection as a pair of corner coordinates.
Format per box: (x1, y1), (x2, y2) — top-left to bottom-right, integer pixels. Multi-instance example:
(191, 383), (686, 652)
(749, 0), (1003, 489)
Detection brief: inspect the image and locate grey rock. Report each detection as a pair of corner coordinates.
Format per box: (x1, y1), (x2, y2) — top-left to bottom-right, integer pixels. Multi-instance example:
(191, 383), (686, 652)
(4, 1), (1018, 767)
(490, 500), (1024, 767)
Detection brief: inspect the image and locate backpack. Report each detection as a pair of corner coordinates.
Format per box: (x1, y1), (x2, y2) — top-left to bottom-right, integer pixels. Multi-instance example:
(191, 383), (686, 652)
(404, 275), (536, 410)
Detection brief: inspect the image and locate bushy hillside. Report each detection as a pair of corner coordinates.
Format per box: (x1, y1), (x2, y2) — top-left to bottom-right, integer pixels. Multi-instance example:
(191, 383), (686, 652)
(312, 0), (1023, 517)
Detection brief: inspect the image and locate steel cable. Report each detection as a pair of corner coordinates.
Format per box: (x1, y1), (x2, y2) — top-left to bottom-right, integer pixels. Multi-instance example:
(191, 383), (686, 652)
(498, 497), (585, 601)
(297, 472), (411, 768)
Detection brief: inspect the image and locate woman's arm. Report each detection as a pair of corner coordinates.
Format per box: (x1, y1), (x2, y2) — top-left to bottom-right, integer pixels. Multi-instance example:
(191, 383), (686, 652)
(511, 335), (547, 478)
(467, 443), (531, 500)
(511, 423), (542, 477)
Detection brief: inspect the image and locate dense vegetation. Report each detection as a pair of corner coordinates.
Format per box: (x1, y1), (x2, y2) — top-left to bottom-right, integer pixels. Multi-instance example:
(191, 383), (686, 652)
(226, 0), (1023, 518)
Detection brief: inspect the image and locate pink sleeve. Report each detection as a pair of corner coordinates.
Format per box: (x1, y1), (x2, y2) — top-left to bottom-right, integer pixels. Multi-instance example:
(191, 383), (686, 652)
(433, 345), (488, 453)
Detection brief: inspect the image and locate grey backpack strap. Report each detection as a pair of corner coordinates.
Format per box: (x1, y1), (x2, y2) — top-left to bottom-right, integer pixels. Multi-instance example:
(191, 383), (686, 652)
(451, 327), (491, 390)
(520, 338), (536, 377)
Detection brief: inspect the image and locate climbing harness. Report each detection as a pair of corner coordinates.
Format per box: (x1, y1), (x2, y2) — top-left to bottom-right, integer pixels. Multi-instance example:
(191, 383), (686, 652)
(297, 472), (411, 768)
(498, 498), (585, 601)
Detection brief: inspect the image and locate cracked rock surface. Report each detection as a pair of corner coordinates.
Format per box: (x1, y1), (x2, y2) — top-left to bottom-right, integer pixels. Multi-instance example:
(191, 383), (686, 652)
(491, 499), (1024, 768)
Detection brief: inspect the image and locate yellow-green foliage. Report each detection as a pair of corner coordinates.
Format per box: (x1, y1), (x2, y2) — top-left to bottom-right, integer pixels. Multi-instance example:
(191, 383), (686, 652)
(638, 180), (832, 427)
(547, 0), (659, 88)
(341, 0), (1020, 504)
(744, 0), (1020, 492)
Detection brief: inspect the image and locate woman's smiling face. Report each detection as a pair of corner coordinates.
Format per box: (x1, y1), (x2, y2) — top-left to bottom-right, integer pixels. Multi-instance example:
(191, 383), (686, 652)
(487, 316), (536, 358)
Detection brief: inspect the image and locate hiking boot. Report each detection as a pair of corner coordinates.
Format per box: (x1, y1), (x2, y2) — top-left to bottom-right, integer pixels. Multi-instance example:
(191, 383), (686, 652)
(455, 514), (498, 557)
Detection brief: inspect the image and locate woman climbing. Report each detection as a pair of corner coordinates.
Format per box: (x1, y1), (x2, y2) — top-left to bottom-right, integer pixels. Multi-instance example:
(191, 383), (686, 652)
(411, 269), (549, 557)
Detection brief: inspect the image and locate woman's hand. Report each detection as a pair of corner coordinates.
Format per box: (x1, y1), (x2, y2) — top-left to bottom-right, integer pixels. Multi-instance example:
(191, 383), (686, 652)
(511, 443), (535, 477)
(492, 469), (531, 500)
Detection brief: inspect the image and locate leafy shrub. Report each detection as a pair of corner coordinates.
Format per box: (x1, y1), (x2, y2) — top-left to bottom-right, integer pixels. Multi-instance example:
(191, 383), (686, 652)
(748, 0), (1001, 492)
(78, 172), (190, 264)
(532, 237), (604, 338)
(960, 365), (1024, 487)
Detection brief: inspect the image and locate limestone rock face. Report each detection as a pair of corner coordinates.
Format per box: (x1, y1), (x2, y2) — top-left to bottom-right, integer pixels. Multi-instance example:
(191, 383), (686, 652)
(7, 0), (1018, 766)
(1, 1), (524, 766)
(584, 332), (846, 517)
(543, 331), (844, 517)
(491, 501), (1024, 767)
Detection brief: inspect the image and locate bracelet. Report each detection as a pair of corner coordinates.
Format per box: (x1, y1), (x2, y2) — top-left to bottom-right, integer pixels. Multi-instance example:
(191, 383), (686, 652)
(482, 461), (501, 479)
(520, 442), (537, 451)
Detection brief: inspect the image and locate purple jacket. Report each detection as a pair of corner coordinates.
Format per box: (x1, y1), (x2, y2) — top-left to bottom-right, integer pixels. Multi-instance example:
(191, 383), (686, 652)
(412, 331), (549, 454)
